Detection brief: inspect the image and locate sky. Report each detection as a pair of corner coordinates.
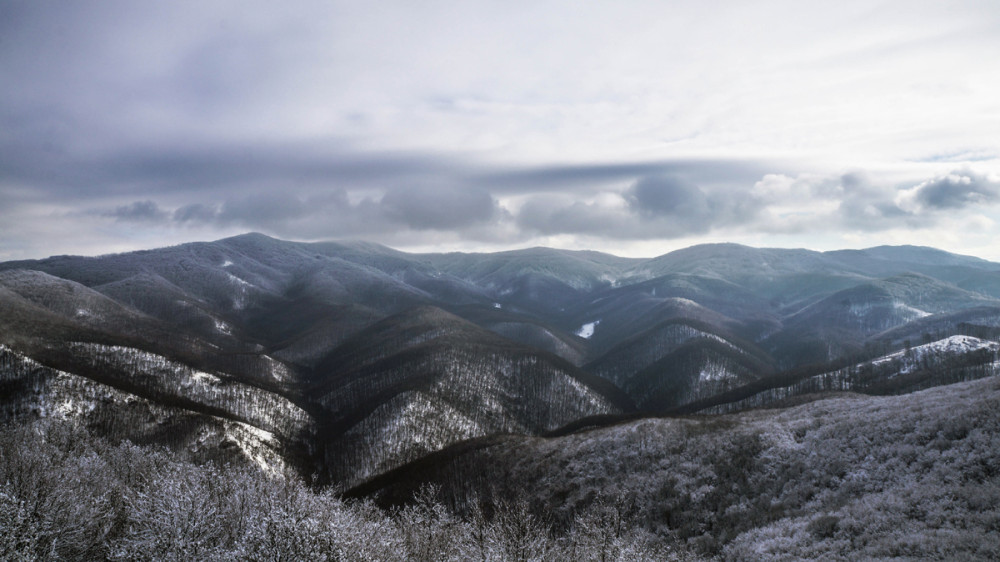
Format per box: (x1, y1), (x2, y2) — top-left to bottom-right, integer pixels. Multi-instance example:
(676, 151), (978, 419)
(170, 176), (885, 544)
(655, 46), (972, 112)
(2, 0), (1000, 261)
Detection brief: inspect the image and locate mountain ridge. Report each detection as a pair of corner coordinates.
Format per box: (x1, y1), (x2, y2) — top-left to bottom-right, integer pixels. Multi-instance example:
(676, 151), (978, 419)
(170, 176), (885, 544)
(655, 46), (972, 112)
(2, 232), (999, 489)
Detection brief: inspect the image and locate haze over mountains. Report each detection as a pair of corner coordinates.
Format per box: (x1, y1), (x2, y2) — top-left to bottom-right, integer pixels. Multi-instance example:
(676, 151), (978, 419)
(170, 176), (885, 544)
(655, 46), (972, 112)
(2, 233), (1000, 490)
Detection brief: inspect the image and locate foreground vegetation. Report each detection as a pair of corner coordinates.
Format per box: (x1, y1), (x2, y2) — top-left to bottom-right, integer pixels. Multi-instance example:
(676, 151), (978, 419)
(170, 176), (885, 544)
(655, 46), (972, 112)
(4, 374), (1000, 560)
(357, 376), (1000, 560)
(0, 419), (687, 561)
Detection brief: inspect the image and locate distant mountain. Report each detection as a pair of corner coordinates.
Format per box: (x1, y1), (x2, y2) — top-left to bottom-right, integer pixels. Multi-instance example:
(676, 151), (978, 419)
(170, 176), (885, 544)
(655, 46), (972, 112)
(2, 233), (1000, 486)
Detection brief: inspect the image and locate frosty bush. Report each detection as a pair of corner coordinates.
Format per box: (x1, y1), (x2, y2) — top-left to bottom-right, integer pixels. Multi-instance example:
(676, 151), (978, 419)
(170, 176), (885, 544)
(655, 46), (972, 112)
(0, 484), (44, 561)
(0, 419), (678, 561)
(8, 376), (998, 560)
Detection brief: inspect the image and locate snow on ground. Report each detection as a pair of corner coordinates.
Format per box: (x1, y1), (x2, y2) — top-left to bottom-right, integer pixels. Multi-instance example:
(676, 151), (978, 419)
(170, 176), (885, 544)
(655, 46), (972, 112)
(873, 335), (999, 370)
(575, 320), (600, 339)
(224, 421), (287, 476)
(225, 272), (252, 309)
(698, 360), (735, 383)
(225, 272), (251, 287)
(893, 301), (931, 318)
(261, 355), (295, 384)
(191, 371), (221, 384)
(221, 260), (234, 267)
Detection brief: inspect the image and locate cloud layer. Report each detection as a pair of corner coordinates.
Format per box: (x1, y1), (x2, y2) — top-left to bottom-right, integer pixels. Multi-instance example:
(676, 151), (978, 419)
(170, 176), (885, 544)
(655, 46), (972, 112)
(1, 1), (999, 259)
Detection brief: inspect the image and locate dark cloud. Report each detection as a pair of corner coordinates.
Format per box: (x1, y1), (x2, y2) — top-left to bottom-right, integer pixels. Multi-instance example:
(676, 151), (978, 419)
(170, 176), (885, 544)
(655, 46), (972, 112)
(161, 185), (501, 240)
(834, 170), (1000, 231)
(3, 130), (775, 204)
(908, 172), (998, 210)
(381, 186), (499, 230)
(2, 118), (787, 244)
(102, 145), (460, 194)
(625, 175), (762, 235)
(104, 200), (169, 223)
(479, 159), (775, 194)
(516, 174), (764, 240)
(627, 176), (710, 221)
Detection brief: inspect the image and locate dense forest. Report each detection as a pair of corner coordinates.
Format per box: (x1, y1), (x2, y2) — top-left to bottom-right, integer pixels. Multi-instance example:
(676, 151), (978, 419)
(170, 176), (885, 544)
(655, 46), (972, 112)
(350, 376), (1000, 560)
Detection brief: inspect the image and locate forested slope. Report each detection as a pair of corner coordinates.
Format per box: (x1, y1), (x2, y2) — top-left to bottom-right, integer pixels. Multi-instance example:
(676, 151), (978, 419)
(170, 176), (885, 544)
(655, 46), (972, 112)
(352, 375), (1000, 559)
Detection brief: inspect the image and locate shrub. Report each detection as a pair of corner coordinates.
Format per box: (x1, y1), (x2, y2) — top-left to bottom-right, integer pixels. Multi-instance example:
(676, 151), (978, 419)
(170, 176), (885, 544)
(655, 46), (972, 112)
(807, 514), (840, 539)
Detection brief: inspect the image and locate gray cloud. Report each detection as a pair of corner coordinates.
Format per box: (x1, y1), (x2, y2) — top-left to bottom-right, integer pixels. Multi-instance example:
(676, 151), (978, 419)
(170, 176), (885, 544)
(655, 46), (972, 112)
(835, 172), (908, 229)
(516, 174), (764, 240)
(908, 172), (998, 210)
(143, 184), (503, 241)
(381, 186), (500, 230)
(627, 176), (710, 222)
(625, 175), (762, 235)
(4, 119), (789, 245)
(218, 194), (314, 227)
(517, 168), (1000, 243)
(517, 196), (632, 236)
(479, 160), (775, 194)
(38, 144), (455, 196)
(833, 170), (1000, 231)
(41, 159), (1000, 259)
(104, 200), (169, 223)
(173, 203), (219, 223)
(209, 190), (379, 238)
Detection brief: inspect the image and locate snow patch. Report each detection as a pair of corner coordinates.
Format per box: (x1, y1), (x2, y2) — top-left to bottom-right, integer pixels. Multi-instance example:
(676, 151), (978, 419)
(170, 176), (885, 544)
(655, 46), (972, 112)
(55, 397), (96, 417)
(225, 422), (284, 475)
(225, 272), (252, 309)
(893, 301), (930, 318)
(575, 320), (600, 339)
(191, 371), (221, 384)
(261, 355), (295, 384)
(698, 361), (734, 383)
(221, 260), (234, 267)
(873, 335), (999, 373)
(225, 272), (251, 287)
(494, 302), (502, 309)
(214, 319), (232, 335)
(848, 301), (877, 316)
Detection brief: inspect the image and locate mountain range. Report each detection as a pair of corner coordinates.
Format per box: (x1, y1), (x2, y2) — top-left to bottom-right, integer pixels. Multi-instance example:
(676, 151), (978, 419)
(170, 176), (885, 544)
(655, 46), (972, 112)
(2, 233), (1000, 488)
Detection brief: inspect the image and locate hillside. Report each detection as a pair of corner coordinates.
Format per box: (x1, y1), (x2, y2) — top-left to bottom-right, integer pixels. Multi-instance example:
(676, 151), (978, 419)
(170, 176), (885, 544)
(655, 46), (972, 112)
(305, 306), (628, 485)
(350, 375), (1000, 559)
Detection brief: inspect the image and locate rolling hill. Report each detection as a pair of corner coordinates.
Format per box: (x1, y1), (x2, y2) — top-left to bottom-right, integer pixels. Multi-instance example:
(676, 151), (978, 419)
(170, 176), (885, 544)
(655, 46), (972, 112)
(2, 233), (1000, 490)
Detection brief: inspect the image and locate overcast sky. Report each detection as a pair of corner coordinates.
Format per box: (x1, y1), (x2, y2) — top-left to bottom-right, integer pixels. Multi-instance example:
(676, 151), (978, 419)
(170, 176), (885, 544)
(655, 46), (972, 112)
(2, 0), (1000, 260)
